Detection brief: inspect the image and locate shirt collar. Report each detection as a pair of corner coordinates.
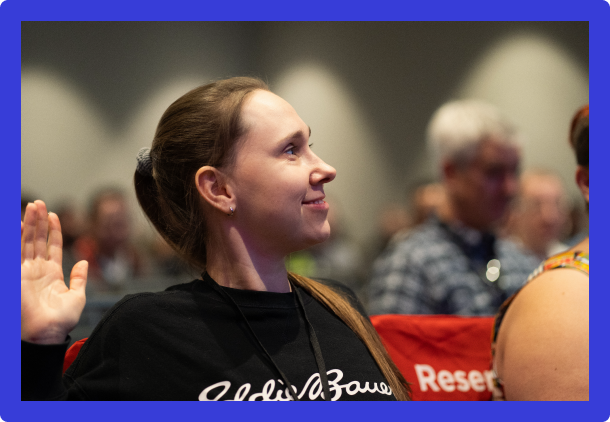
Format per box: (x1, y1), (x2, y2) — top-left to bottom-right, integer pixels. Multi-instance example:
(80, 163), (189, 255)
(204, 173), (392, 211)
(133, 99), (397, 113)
(433, 214), (492, 247)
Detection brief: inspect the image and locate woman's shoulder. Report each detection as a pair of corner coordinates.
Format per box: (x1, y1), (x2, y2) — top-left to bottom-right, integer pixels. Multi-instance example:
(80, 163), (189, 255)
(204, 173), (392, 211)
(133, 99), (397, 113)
(494, 266), (589, 399)
(511, 267), (588, 319)
(503, 249), (590, 318)
(502, 249), (589, 334)
(493, 254), (589, 342)
(312, 277), (352, 292)
(90, 280), (202, 326)
(310, 278), (369, 317)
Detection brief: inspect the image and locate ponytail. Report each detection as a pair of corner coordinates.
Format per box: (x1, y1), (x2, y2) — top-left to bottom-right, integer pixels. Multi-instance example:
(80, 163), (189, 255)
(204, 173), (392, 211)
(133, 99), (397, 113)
(134, 168), (208, 271)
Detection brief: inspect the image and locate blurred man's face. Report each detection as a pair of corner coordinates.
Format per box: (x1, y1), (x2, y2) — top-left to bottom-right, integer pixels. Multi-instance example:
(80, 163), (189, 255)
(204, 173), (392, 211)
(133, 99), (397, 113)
(515, 174), (568, 252)
(94, 198), (130, 253)
(414, 183), (446, 225)
(447, 139), (520, 231)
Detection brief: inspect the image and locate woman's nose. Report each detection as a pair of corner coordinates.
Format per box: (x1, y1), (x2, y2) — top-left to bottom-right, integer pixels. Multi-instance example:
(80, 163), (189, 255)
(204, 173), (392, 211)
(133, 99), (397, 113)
(310, 156), (337, 185)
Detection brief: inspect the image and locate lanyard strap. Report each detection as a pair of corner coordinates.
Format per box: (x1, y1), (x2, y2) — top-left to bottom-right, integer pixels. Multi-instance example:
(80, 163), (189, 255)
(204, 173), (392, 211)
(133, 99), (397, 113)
(206, 274), (331, 401)
(291, 279), (332, 401)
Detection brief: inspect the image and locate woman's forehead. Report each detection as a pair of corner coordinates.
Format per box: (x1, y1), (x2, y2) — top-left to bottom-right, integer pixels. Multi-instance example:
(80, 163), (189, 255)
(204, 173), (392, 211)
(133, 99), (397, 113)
(240, 90), (307, 140)
(243, 90), (294, 118)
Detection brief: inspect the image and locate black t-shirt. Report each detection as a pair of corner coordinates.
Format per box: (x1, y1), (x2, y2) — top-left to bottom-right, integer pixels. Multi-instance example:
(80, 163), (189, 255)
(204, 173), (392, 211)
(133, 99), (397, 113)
(22, 275), (396, 401)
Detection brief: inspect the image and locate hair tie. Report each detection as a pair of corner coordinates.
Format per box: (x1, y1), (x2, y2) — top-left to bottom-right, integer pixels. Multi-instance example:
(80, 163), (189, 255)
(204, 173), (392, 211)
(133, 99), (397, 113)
(136, 147), (154, 177)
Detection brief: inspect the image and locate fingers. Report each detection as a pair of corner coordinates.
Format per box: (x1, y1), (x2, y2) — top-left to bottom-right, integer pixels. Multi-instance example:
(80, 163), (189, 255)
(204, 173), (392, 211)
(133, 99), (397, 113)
(47, 212), (63, 266)
(21, 202), (38, 263)
(69, 260), (88, 298)
(33, 200), (49, 259)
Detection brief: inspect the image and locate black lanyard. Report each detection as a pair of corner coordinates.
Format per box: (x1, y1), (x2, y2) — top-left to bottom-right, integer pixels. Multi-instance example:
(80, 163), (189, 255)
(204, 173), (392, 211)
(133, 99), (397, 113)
(205, 273), (331, 401)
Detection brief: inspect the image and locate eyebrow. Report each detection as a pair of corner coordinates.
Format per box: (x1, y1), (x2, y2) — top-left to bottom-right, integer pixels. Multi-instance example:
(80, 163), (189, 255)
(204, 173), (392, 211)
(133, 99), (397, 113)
(282, 126), (311, 143)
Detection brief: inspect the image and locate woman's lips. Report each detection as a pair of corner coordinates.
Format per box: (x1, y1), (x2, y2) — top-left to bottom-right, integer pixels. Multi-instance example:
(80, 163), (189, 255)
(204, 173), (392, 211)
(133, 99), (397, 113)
(302, 199), (329, 210)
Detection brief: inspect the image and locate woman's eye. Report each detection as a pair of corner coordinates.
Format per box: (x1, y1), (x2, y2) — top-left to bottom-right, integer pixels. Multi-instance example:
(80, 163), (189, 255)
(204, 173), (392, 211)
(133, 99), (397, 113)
(285, 142), (310, 156)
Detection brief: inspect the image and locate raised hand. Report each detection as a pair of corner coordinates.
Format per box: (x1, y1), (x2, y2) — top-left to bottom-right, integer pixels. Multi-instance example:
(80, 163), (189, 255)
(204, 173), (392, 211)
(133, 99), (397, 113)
(21, 200), (88, 344)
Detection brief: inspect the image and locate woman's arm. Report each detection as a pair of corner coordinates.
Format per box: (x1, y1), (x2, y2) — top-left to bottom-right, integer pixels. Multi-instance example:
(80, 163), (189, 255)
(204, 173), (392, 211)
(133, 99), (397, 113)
(495, 269), (589, 400)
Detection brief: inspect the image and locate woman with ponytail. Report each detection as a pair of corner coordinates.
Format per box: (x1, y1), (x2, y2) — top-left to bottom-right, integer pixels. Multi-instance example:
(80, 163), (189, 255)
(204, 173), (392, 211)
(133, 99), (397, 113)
(21, 77), (410, 401)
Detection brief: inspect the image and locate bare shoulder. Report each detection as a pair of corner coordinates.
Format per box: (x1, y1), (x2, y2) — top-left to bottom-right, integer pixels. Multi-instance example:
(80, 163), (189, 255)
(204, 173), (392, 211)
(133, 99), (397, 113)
(512, 269), (588, 318)
(495, 268), (589, 400)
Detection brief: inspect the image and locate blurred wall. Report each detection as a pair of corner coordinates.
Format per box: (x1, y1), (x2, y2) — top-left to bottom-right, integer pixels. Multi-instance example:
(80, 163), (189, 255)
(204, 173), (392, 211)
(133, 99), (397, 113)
(22, 22), (588, 247)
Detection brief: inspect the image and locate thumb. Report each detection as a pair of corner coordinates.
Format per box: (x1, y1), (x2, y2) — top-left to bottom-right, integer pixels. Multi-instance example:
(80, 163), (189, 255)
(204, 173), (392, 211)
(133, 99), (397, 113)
(69, 260), (89, 296)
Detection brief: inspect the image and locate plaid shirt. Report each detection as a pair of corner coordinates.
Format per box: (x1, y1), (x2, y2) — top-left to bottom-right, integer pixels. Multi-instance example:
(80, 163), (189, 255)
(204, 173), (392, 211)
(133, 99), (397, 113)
(368, 216), (540, 316)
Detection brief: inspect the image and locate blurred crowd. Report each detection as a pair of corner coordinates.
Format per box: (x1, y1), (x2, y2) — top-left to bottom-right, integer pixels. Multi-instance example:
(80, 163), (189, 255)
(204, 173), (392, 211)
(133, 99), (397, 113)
(22, 100), (588, 342)
(21, 188), (199, 343)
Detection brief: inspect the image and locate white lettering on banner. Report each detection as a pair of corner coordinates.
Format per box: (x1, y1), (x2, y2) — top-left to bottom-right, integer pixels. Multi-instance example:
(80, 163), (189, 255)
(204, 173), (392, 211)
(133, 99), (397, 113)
(414, 364), (440, 392)
(468, 370), (486, 392)
(454, 370), (470, 392)
(437, 370), (455, 392)
(198, 369), (393, 401)
(414, 364), (493, 393)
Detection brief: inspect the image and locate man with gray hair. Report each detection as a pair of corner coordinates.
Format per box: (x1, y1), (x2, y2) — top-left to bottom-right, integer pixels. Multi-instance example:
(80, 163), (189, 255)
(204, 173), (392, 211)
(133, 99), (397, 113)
(368, 100), (539, 315)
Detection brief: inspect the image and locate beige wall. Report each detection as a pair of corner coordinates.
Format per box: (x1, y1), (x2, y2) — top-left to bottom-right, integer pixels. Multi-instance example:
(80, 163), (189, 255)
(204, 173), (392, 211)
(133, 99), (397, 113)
(21, 22), (588, 247)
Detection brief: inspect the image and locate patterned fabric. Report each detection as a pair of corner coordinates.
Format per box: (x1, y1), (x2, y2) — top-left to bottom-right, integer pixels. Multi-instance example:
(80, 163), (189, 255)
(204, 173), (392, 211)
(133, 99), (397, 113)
(368, 216), (540, 316)
(490, 250), (590, 400)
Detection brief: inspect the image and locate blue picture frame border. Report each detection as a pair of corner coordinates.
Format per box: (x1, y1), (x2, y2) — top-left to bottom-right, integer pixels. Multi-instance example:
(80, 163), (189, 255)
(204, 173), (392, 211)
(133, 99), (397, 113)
(2, 1), (604, 420)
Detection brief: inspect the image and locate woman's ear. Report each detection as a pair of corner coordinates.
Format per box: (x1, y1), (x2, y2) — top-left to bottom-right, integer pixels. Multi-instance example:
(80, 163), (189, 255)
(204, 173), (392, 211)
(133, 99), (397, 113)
(575, 166), (589, 203)
(195, 166), (234, 215)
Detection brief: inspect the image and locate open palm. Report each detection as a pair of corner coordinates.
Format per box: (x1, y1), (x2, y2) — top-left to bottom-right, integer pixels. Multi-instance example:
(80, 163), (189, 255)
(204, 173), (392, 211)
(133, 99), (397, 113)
(21, 200), (88, 344)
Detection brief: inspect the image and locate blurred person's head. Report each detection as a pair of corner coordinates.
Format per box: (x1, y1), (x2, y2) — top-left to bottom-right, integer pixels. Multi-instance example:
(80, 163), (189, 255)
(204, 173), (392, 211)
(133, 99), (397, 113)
(565, 200), (588, 240)
(88, 188), (131, 255)
(570, 105), (589, 205)
(427, 99), (521, 231)
(508, 170), (569, 258)
(378, 204), (411, 244)
(54, 200), (85, 248)
(411, 182), (446, 225)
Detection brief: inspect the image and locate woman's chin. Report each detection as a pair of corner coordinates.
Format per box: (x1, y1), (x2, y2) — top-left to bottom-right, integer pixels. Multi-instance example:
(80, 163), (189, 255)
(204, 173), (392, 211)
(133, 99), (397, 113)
(290, 228), (331, 253)
(315, 224), (332, 243)
(313, 231), (331, 245)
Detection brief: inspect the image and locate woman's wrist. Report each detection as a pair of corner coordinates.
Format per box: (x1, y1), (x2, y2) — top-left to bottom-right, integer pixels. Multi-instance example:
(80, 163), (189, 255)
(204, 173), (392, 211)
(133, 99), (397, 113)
(22, 328), (69, 345)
